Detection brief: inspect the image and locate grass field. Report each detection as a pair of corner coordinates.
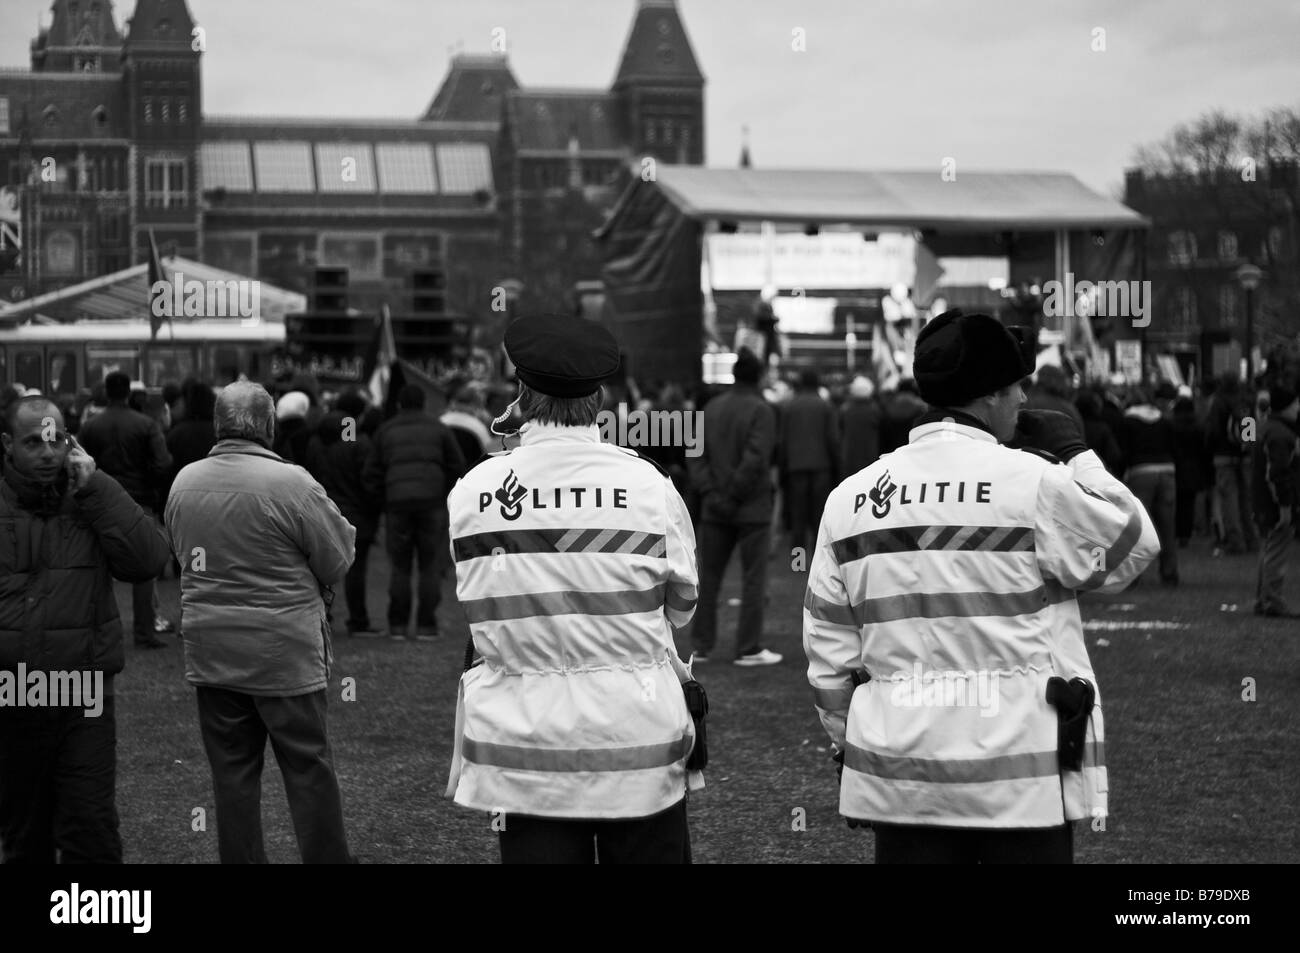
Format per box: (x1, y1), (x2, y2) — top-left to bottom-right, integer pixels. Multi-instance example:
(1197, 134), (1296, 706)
(116, 533), (1299, 864)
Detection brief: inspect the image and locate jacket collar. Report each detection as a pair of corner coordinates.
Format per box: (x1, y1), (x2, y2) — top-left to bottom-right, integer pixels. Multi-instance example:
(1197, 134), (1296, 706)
(207, 438), (286, 462)
(909, 408), (999, 446)
(519, 422), (601, 447)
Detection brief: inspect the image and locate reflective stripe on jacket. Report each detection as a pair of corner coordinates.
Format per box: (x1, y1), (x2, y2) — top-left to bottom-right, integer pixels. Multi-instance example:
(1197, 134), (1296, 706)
(803, 420), (1159, 828)
(447, 423), (699, 819)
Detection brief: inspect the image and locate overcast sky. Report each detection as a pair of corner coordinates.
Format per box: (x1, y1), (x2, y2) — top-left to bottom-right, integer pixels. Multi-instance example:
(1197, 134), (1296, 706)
(3, 0), (1297, 196)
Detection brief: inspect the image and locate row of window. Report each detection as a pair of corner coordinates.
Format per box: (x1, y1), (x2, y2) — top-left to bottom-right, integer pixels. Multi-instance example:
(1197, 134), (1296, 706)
(643, 118), (692, 147)
(523, 159), (623, 191)
(200, 140), (493, 195)
(1167, 227), (1286, 265)
(1161, 284), (1256, 330)
(143, 98), (190, 125)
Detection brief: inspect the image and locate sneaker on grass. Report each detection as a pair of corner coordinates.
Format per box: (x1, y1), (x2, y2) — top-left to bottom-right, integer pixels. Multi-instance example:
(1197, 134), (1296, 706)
(734, 648), (782, 667)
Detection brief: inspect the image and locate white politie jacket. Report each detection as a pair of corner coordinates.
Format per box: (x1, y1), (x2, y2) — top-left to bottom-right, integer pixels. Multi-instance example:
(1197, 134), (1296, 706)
(804, 418), (1159, 828)
(446, 423), (700, 819)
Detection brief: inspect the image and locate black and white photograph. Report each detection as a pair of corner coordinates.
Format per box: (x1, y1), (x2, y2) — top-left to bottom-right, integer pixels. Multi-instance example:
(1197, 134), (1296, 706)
(0, 0), (1294, 923)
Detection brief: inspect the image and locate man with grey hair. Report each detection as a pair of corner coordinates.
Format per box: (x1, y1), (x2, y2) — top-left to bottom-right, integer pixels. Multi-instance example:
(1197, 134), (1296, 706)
(165, 381), (357, 863)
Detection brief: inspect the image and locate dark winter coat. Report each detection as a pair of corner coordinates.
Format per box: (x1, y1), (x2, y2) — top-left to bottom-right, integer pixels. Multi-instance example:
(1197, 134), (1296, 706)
(0, 468), (171, 679)
(780, 391), (839, 477)
(362, 409), (466, 513)
(879, 389), (928, 455)
(841, 396), (883, 477)
(687, 384), (776, 525)
(77, 402), (172, 510)
(273, 417), (313, 466)
(1253, 415), (1300, 527)
(305, 412), (380, 540)
(1119, 405), (1177, 470)
(164, 417), (217, 508)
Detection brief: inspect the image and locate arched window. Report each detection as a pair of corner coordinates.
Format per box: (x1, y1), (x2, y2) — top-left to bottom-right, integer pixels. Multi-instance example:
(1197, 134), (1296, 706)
(1167, 230), (1196, 266)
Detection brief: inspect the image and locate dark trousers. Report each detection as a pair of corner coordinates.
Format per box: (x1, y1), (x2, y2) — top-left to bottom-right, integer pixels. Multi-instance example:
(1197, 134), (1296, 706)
(692, 520), (769, 658)
(0, 696), (121, 864)
(1255, 520), (1294, 613)
(1175, 483), (1198, 541)
(195, 687), (351, 864)
(498, 799), (690, 864)
(344, 534), (373, 629)
(131, 579), (156, 640)
(873, 822), (1073, 864)
(1215, 458), (1258, 551)
(1127, 468), (1178, 581)
(786, 469), (832, 555)
(386, 507), (448, 629)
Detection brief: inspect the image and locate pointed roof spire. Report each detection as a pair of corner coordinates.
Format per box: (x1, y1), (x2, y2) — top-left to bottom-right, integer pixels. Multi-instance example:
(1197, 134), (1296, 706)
(31, 0), (124, 71)
(125, 0), (198, 52)
(613, 0), (704, 87)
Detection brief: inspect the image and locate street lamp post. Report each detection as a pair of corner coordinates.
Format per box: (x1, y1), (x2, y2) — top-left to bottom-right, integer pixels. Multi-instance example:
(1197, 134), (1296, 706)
(1235, 263), (1262, 382)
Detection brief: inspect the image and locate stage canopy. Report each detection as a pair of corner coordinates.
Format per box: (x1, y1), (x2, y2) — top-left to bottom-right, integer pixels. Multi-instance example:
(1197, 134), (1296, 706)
(643, 166), (1148, 232)
(0, 256), (305, 326)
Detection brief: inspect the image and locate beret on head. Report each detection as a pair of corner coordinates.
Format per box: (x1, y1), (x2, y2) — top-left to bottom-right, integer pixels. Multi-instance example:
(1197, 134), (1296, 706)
(504, 314), (621, 398)
(913, 308), (1032, 407)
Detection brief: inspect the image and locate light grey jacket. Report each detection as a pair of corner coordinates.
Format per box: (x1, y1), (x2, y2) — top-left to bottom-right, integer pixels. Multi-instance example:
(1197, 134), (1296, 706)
(165, 440), (356, 696)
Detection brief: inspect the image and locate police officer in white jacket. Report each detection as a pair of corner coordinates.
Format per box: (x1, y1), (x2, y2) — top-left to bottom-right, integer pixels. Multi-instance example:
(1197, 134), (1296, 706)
(803, 310), (1158, 863)
(446, 314), (700, 864)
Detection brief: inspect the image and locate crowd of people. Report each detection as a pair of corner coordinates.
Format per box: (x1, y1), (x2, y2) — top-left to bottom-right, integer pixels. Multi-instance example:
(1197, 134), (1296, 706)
(0, 314), (1295, 864)
(633, 357), (1299, 623)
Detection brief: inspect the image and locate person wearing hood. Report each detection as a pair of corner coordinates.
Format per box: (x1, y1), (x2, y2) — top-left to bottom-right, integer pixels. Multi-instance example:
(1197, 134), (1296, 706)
(1120, 383), (1179, 585)
(841, 375), (883, 476)
(306, 390), (382, 636)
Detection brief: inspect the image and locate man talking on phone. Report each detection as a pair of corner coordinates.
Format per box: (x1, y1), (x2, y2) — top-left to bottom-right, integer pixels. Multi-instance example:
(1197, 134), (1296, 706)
(0, 395), (171, 863)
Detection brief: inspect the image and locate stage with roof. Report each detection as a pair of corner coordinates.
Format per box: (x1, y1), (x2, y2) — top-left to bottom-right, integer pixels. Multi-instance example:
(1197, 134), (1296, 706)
(594, 165), (1150, 384)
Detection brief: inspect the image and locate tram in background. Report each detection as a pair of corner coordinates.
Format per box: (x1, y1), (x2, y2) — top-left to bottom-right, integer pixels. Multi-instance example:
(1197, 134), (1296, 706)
(0, 320), (284, 399)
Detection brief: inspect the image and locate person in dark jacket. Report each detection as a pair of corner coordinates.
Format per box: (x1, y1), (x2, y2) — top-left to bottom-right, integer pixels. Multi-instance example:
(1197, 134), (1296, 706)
(878, 380), (927, 454)
(1025, 364), (1085, 432)
(1120, 384), (1178, 585)
(840, 375), (883, 477)
(685, 349), (782, 666)
(78, 371), (173, 647)
(780, 369), (839, 556)
(273, 391), (314, 465)
(1171, 394), (1210, 545)
(164, 380), (218, 505)
(363, 385), (466, 639)
(306, 390), (382, 636)
(0, 395), (171, 863)
(1253, 385), (1300, 617)
(1205, 373), (1258, 554)
(1076, 388), (1124, 475)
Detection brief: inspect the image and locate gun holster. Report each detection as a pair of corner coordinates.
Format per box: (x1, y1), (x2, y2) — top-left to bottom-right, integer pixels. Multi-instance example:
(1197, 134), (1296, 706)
(1045, 676), (1095, 771)
(682, 679), (709, 771)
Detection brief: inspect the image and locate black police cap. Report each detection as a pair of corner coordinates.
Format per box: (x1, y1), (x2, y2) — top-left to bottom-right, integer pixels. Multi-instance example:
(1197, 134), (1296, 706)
(504, 314), (621, 398)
